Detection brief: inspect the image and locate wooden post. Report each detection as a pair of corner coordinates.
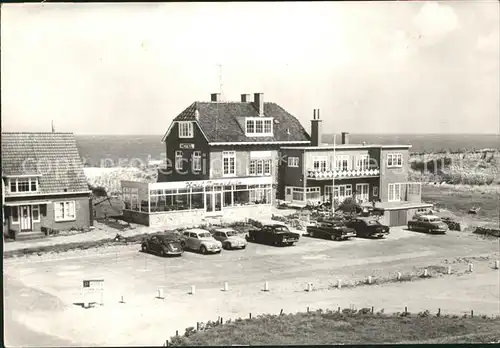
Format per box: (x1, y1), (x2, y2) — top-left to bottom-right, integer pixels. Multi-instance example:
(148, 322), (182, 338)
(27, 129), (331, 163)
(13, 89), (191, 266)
(367, 276), (372, 284)
(423, 269), (428, 277)
(157, 288), (164, 299)
(337, 279), (342, 289)
(437, 308), (441, 317)
(468, 263), (474, 272)
(220, 317), (223, 324)
(307, 306), (310, 313)
(495, 260), (499, 269)
(338, 306), (341, 313)
(280, 309), (283, 315)
(223, 282), (229, 292)
(405, 306), (408, 315)
(263, 281), (269, 292)
(471, 310), (474, 318)
(249, 313), (252, 319)
(190, 285), (196, 295)
(307, 282), (313, 292)
(397, 272), (402, 280)
(447, 266), (452, 275)
(120, 295), (124, 303)
(176, 330), (179, 337)
(371, 306), (374, 314)
(196, 322), (200, 331)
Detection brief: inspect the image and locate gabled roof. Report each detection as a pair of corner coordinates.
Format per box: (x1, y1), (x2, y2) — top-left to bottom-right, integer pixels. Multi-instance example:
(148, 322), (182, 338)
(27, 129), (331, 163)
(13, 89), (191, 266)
(1, 132), (90, 194)
(164, 101), (311, 144)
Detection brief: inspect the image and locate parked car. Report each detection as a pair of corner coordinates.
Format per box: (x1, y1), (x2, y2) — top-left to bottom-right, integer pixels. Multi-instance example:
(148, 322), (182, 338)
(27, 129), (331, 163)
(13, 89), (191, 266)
(141, 234), (184, 256)
(407, 215), (448, 234)
(211, 228), (248, 250)
(307, 220), (356, 241)
(181, 228), (222, 254)
(346, 217), (390, 238)
(247, 224), (300, 246)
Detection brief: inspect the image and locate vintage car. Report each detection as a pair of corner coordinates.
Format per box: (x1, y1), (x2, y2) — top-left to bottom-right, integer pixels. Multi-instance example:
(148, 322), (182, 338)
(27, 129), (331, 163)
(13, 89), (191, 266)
(247, 224), (300, 246)
(307, 220), (356, 241)
(212, 228), (248, 250)
(346, 217), (390, 239)
(180, 229), (222, 254)
(141, 234), (184, 257)
(407, 215), (448, 234)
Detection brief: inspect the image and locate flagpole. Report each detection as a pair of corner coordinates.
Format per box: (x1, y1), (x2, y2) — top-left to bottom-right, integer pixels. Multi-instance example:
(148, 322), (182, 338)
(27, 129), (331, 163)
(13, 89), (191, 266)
(332, 134), (336, 216)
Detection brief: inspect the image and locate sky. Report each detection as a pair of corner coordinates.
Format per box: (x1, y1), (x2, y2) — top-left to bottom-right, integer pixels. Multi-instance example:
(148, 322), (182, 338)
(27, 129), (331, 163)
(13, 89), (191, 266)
(1, 1), (499, 135)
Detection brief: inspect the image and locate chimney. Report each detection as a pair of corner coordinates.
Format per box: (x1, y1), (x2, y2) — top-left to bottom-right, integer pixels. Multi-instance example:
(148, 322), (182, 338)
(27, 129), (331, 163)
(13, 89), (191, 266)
(241, 94), (251, 102)
(254, 93), (264, 116)
(211, 93), (221, 102)
(341, 132), (350, 145)
(310, 109), (323, 147)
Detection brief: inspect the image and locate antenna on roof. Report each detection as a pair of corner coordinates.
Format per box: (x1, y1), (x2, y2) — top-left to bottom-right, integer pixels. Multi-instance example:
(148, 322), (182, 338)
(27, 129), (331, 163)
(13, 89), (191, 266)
(51, 120), (55, 133)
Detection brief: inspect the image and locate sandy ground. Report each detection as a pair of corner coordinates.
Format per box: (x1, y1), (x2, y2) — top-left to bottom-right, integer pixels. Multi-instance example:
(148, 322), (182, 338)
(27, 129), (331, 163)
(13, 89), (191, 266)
(3, 227), (500, 347)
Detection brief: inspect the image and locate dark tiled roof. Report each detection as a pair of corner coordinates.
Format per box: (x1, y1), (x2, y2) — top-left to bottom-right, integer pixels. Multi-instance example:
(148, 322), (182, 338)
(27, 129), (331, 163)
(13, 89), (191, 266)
(173, 102), (311, 143)
(1, 132), (89, 194)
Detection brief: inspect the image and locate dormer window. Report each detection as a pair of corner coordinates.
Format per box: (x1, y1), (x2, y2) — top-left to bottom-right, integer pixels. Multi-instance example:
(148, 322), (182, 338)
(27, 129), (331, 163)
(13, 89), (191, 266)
(178, 121), (193, 138)
(245, 117), (273, 137)
(8, 177), (39, 193)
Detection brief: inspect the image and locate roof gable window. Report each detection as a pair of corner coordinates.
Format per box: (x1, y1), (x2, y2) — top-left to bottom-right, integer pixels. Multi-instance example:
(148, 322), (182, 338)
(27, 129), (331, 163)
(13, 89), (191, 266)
(8, 177), (39, 193)
(178, 121), (194, 138)
(245, 117), (273, 137)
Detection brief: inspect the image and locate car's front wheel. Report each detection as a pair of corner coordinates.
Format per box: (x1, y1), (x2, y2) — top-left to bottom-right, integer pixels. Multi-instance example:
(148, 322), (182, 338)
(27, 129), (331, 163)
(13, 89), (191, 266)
(223, 242), (231, 250)
(309, 231), (315, 238)
(141, 244), (147, 252)
(200, 245), (207, 254)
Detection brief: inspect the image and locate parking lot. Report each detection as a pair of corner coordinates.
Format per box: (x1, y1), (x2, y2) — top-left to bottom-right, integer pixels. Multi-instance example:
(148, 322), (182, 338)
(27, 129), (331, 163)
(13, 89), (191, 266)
(4, 227), (500, 346)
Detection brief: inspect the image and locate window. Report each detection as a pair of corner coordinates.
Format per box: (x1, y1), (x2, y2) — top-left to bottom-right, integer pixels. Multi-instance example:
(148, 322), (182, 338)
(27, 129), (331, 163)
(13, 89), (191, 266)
(54, 201), (76, 221)
(306, 187), (321, 201)
(12, 207), (19, 224)
(192, 151), (202, 171)
(335, 155), (349, 171)
(357, 155), (370, 170)
(223, 151), (236, 176)
(9, 177), (39, 193)
(264, 119), (272, 133)
(407, 183), (421, 196)
(288, 157), (299, 167)
(292, 187), (304, 201)
(32, 205), (40, 222)
(387, 153), (403, 168)
(175, 151), (183, 171)
(388, 183), (402, 202)
(245, 117), (273, 136)
(249, 159), (272, 176)
(373, 186), (379, 197)
(178, 121), (193, 138)
(313, 156), (328, 172)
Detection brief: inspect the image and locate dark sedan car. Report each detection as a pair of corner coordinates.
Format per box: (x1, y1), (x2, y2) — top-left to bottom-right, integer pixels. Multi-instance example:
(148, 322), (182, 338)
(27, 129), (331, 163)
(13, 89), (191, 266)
(346, 217), (390, 239)
(141, 234), (184, 256)
(408, 215), (448, 234)
(307, 220), (356, 241)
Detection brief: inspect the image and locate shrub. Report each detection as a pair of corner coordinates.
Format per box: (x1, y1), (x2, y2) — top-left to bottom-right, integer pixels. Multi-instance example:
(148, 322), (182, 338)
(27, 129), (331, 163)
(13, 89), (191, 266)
(248, 218), (263, 228)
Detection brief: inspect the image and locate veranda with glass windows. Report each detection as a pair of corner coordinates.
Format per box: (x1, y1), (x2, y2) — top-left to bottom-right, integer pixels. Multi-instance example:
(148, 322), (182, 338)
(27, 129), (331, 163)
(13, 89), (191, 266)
(121, 177), (273, 216)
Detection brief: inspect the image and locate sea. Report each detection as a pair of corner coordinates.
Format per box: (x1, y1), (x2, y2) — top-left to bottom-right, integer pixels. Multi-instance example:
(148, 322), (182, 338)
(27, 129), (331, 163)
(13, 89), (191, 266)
(76, 133), (500, 167)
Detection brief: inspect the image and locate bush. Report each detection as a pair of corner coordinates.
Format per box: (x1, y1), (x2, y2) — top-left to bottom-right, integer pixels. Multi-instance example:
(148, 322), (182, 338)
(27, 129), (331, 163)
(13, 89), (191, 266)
(247, 218), (263, 228)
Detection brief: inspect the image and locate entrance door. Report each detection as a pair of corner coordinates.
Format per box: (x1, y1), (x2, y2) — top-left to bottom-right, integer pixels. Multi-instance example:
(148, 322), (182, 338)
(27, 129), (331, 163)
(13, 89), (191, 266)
(20, 205), (32, 231)
(356, 184), (369, 203)
(205, 192), (223, 214)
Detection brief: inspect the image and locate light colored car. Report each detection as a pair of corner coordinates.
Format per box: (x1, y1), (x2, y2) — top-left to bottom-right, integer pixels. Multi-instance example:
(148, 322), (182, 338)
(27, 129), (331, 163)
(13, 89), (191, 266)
(181, 228), (222, 254)
(212, 228), (248, 250)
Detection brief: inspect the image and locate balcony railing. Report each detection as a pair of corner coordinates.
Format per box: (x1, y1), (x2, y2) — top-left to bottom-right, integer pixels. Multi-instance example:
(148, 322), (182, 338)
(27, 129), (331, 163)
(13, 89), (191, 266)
(307, 168), (380, 179)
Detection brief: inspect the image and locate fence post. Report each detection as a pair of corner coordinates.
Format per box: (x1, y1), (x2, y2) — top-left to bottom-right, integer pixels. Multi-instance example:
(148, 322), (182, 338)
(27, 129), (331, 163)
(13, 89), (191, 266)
(437, 308), (441, 317)
(495, 260), (499, 269)
(447, 266), (452, 275)
(468, 263), (474, 272)
(190, 285), (196, 295)
(280, 309), (283, 316)
(371, 306), (374, 314)
(307, 282), (313, 292)
(405, 306), (408, 315)
(176, 330), (179, 337)
(397, 272), (402, 280)
(223, 282), (229, 292)
(263, 281), (269, 292)
(196, 322), (200, 331)
(471, 310), (474, 318)
(338, 306), (341, 313)
(423, 269), (428, 277)
(337, 279), (342, 289)
(307, 306), (310, 313)
(367, 276), (372, 284)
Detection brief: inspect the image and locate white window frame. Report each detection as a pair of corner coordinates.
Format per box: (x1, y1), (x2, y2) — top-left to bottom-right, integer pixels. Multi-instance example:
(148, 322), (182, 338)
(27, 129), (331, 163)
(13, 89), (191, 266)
(32, 204), (41, 222)
(387, 153), (403, 168)
(192, 151), (202, 171)
(335, 155), (349, 171)
(8, 177), (39, 193)
(178, 121), (194, 138)
(356, 155), (370, 170)
(175, 151), (183, 171)
(248, 159), (272, 176)
(388, 183), (402, 202)
(222, 151), (236, 176)
(313, 156), (328, 172)
(287, 157), (299, 167)
(245, 117), (274, 136)
(54, 201), (76, 222)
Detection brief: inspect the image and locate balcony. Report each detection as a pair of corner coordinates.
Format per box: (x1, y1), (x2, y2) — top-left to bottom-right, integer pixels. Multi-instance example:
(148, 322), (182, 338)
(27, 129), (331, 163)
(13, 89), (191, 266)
(307, 168), (380, 179)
